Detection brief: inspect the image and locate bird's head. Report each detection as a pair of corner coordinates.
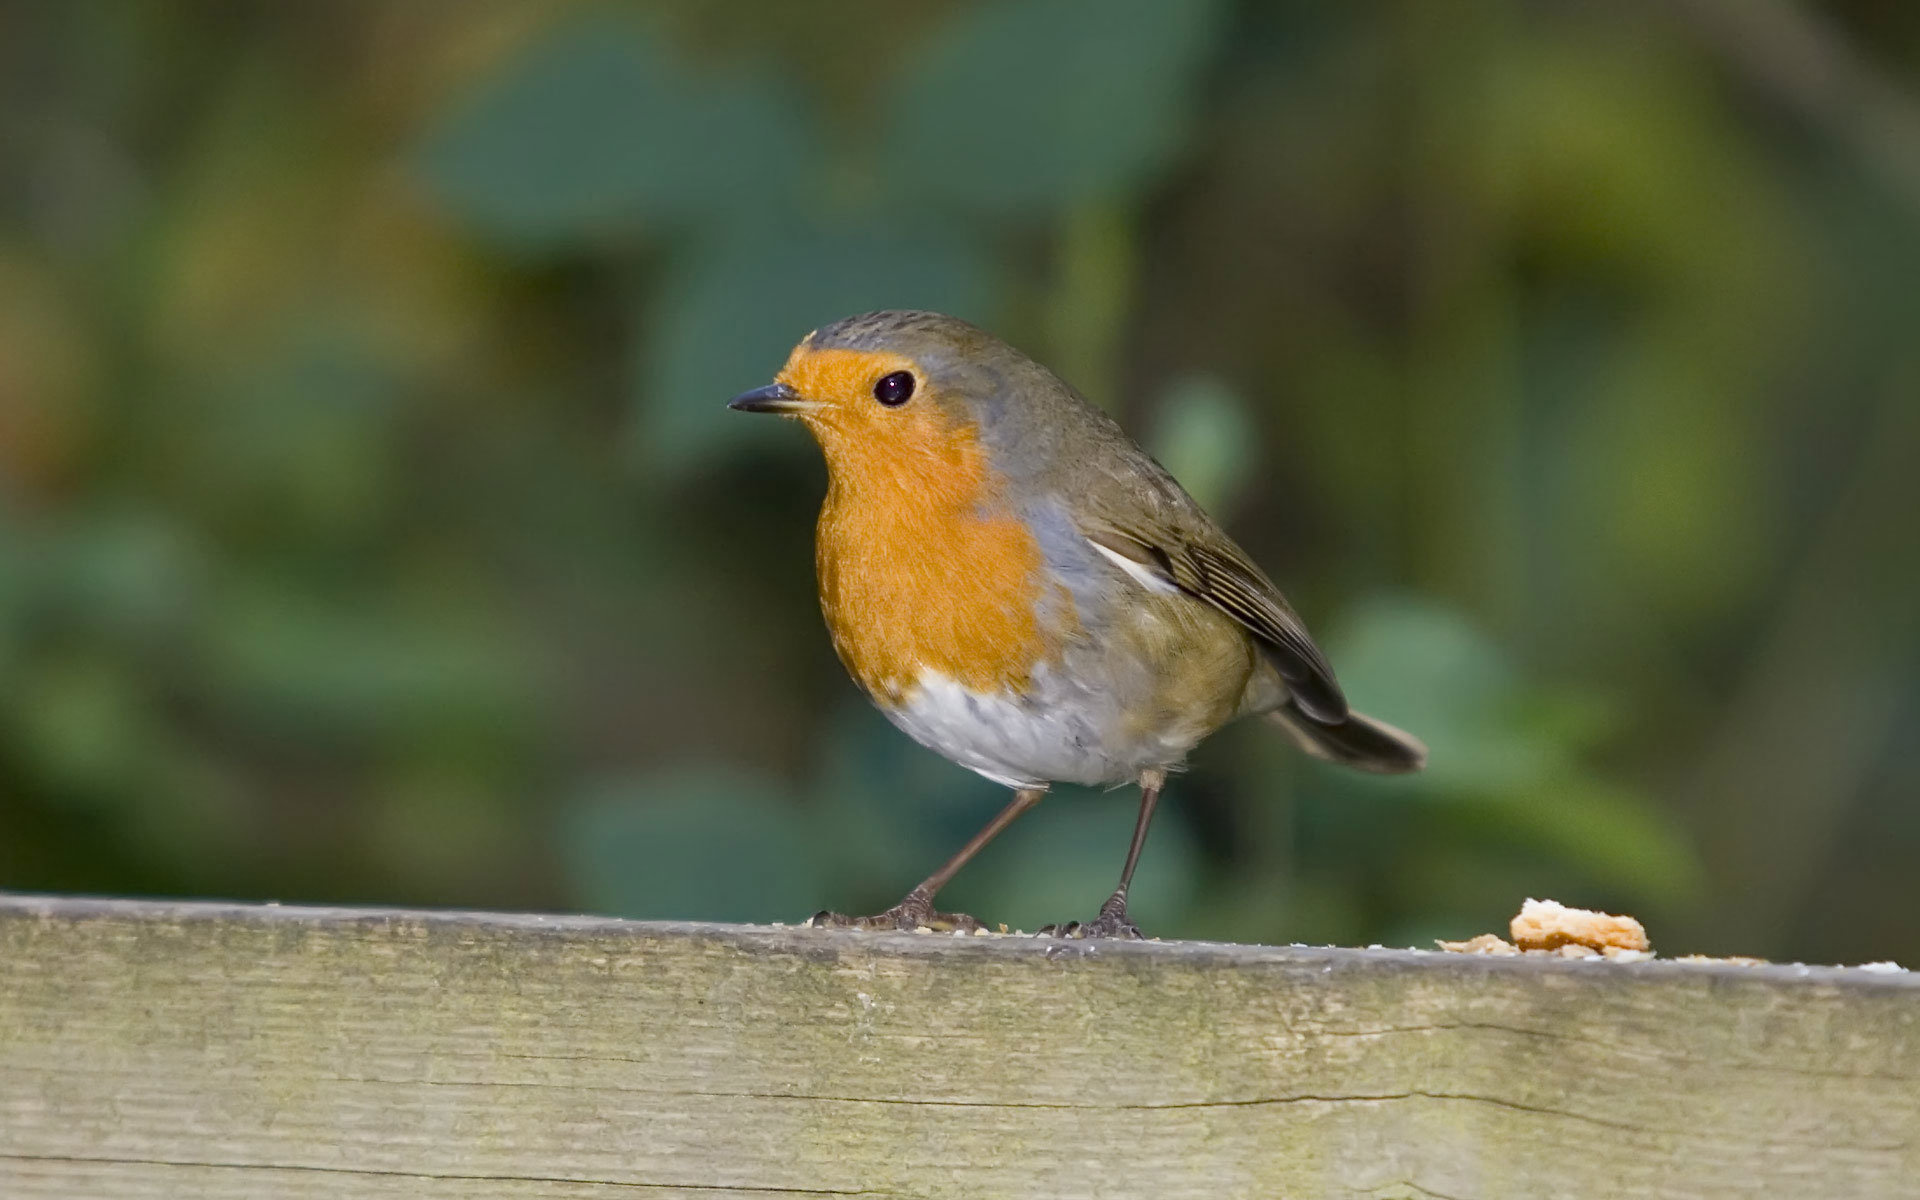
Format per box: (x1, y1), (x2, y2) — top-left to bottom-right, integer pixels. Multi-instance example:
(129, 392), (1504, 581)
(728, 311), (1074, 491)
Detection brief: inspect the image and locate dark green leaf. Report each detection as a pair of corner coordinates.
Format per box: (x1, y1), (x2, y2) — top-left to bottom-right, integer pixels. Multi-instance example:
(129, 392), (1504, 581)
(884, 0), (1224, 213)
(416, 15), (814, 243)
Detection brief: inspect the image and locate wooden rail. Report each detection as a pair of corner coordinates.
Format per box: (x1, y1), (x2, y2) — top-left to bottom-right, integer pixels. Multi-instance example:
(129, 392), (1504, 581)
(2, 893), (1916, 1198)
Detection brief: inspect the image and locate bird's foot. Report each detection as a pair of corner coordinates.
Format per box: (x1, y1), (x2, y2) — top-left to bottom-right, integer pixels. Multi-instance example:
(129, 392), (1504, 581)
(804, 888), (984, 933)
(1039, 892), (1146, 940)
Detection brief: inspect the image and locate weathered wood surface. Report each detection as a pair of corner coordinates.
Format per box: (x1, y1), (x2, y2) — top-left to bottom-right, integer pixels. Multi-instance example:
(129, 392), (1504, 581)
(2, 895), (1916, 1200)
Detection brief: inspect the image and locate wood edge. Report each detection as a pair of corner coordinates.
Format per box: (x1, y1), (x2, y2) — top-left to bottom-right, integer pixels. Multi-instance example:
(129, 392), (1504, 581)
(3, 889), (1915, 990)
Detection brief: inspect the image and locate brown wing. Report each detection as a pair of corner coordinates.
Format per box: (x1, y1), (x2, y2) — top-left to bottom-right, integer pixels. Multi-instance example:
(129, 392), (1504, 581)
(1083, 522), (1349, 723)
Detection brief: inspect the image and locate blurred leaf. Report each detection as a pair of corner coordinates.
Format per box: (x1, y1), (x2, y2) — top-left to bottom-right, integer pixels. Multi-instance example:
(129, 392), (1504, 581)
(1490, 40), (1800, 641)
(44, 508), (201, 641)
(180, 329), (405, 539)
(1320, 593), (1700, 910)
(560, 767), (822, 923)
(1324, 594), (1555, 794)
(1482, 781), (1702, 909)
(1043, 198), (1139, 409)
(203, 584), (526, 745)
(884, 0), (1224, 214)
(9, 652), (152, 802)
(416, 14), (814, 244)
(1558, 344), (1769, 627)
(635, 222), (995, 478)
(1149, 374), (1259, 517)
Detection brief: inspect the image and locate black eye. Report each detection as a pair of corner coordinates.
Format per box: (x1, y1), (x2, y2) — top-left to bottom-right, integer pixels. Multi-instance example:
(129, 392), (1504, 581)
(873, 371), (915, 407)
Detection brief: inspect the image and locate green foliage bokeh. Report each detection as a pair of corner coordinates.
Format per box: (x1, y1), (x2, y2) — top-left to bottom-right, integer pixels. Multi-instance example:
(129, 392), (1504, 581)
(3, 1), (1918, 963)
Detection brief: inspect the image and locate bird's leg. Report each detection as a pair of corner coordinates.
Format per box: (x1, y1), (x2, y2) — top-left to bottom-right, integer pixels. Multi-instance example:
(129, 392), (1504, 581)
(808, 786), (1045, 932)
(1043, 768), (1166, 940)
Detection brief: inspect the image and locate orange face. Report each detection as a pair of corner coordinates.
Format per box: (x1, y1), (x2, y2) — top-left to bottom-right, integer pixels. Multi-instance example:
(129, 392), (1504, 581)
(772, 344), (949, 467)
(758, 339), (1060, 699)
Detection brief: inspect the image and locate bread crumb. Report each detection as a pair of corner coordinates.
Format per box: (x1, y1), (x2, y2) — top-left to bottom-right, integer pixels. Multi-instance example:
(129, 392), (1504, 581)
(1436, 933), (1520, 956)
(1510, 898), (1649, 953)
(1858, 960), (1905, 973)
(1440, 899), (1660, 960)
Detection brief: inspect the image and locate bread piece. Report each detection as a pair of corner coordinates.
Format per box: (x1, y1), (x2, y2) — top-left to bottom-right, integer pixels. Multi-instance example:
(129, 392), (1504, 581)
(1510, 898), (1649, 953)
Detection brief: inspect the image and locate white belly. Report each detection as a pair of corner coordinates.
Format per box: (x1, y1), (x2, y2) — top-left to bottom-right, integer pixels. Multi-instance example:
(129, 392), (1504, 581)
(879, 667), (1203, 789)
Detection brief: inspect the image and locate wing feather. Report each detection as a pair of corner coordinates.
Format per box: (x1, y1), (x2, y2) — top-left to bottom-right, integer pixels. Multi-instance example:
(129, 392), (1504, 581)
(1082, 523), (1348, 722)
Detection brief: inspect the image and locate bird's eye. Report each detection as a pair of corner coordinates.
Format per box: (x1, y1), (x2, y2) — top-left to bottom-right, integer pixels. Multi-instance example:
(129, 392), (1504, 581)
(873, 371), (915, 407)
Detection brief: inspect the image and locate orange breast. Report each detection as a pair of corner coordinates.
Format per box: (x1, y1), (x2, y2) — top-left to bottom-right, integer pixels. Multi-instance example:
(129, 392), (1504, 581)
(808, 408), (1056, 703)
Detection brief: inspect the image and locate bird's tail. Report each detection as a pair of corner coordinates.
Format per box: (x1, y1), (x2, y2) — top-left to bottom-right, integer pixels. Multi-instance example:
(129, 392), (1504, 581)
(1265, 698), (1427, 774)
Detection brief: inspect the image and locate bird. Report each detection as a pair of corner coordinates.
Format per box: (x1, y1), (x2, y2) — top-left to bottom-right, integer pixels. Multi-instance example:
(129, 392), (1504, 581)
(728, 310), (1424, 939)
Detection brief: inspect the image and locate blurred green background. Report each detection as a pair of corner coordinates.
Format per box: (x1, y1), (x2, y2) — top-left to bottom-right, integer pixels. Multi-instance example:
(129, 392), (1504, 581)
(3, 0), (1917, 963)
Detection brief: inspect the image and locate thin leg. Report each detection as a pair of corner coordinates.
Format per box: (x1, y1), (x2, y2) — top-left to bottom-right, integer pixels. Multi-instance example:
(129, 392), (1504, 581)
(916, 785), (1046, 898)
(1109, 767), (1166, 905)
(1045, 767), (1167, 940)
(809, 786), (1045, 932)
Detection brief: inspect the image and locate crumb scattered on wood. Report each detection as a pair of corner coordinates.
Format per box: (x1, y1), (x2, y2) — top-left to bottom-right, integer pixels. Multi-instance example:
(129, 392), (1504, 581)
(1435, 933), (1520, 956)
(1439, 898), (1656, 960)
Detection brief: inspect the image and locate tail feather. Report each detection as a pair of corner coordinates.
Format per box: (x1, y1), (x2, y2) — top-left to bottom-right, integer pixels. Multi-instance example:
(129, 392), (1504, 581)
(1266, 699), (1427, 775)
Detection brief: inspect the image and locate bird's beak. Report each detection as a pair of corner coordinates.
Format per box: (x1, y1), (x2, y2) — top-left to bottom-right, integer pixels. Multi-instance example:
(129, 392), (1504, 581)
(727, 382), (813, 414)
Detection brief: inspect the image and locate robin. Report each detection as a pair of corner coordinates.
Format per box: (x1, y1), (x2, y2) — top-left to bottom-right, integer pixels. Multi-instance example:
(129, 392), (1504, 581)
(729, 310), (1424, 938)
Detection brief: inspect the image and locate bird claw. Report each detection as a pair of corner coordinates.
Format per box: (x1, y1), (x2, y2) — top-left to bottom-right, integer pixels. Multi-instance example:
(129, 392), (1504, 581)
(1039, 895), (1145, 940)
(805, 893), (984, 933)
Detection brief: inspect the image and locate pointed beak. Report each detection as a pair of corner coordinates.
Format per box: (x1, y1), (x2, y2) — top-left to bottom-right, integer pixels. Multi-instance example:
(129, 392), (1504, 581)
(727, 382), (812, 414)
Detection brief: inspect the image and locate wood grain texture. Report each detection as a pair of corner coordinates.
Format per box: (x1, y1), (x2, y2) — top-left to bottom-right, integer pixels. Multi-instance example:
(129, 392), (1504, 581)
(2, 894), (1916, 1200)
